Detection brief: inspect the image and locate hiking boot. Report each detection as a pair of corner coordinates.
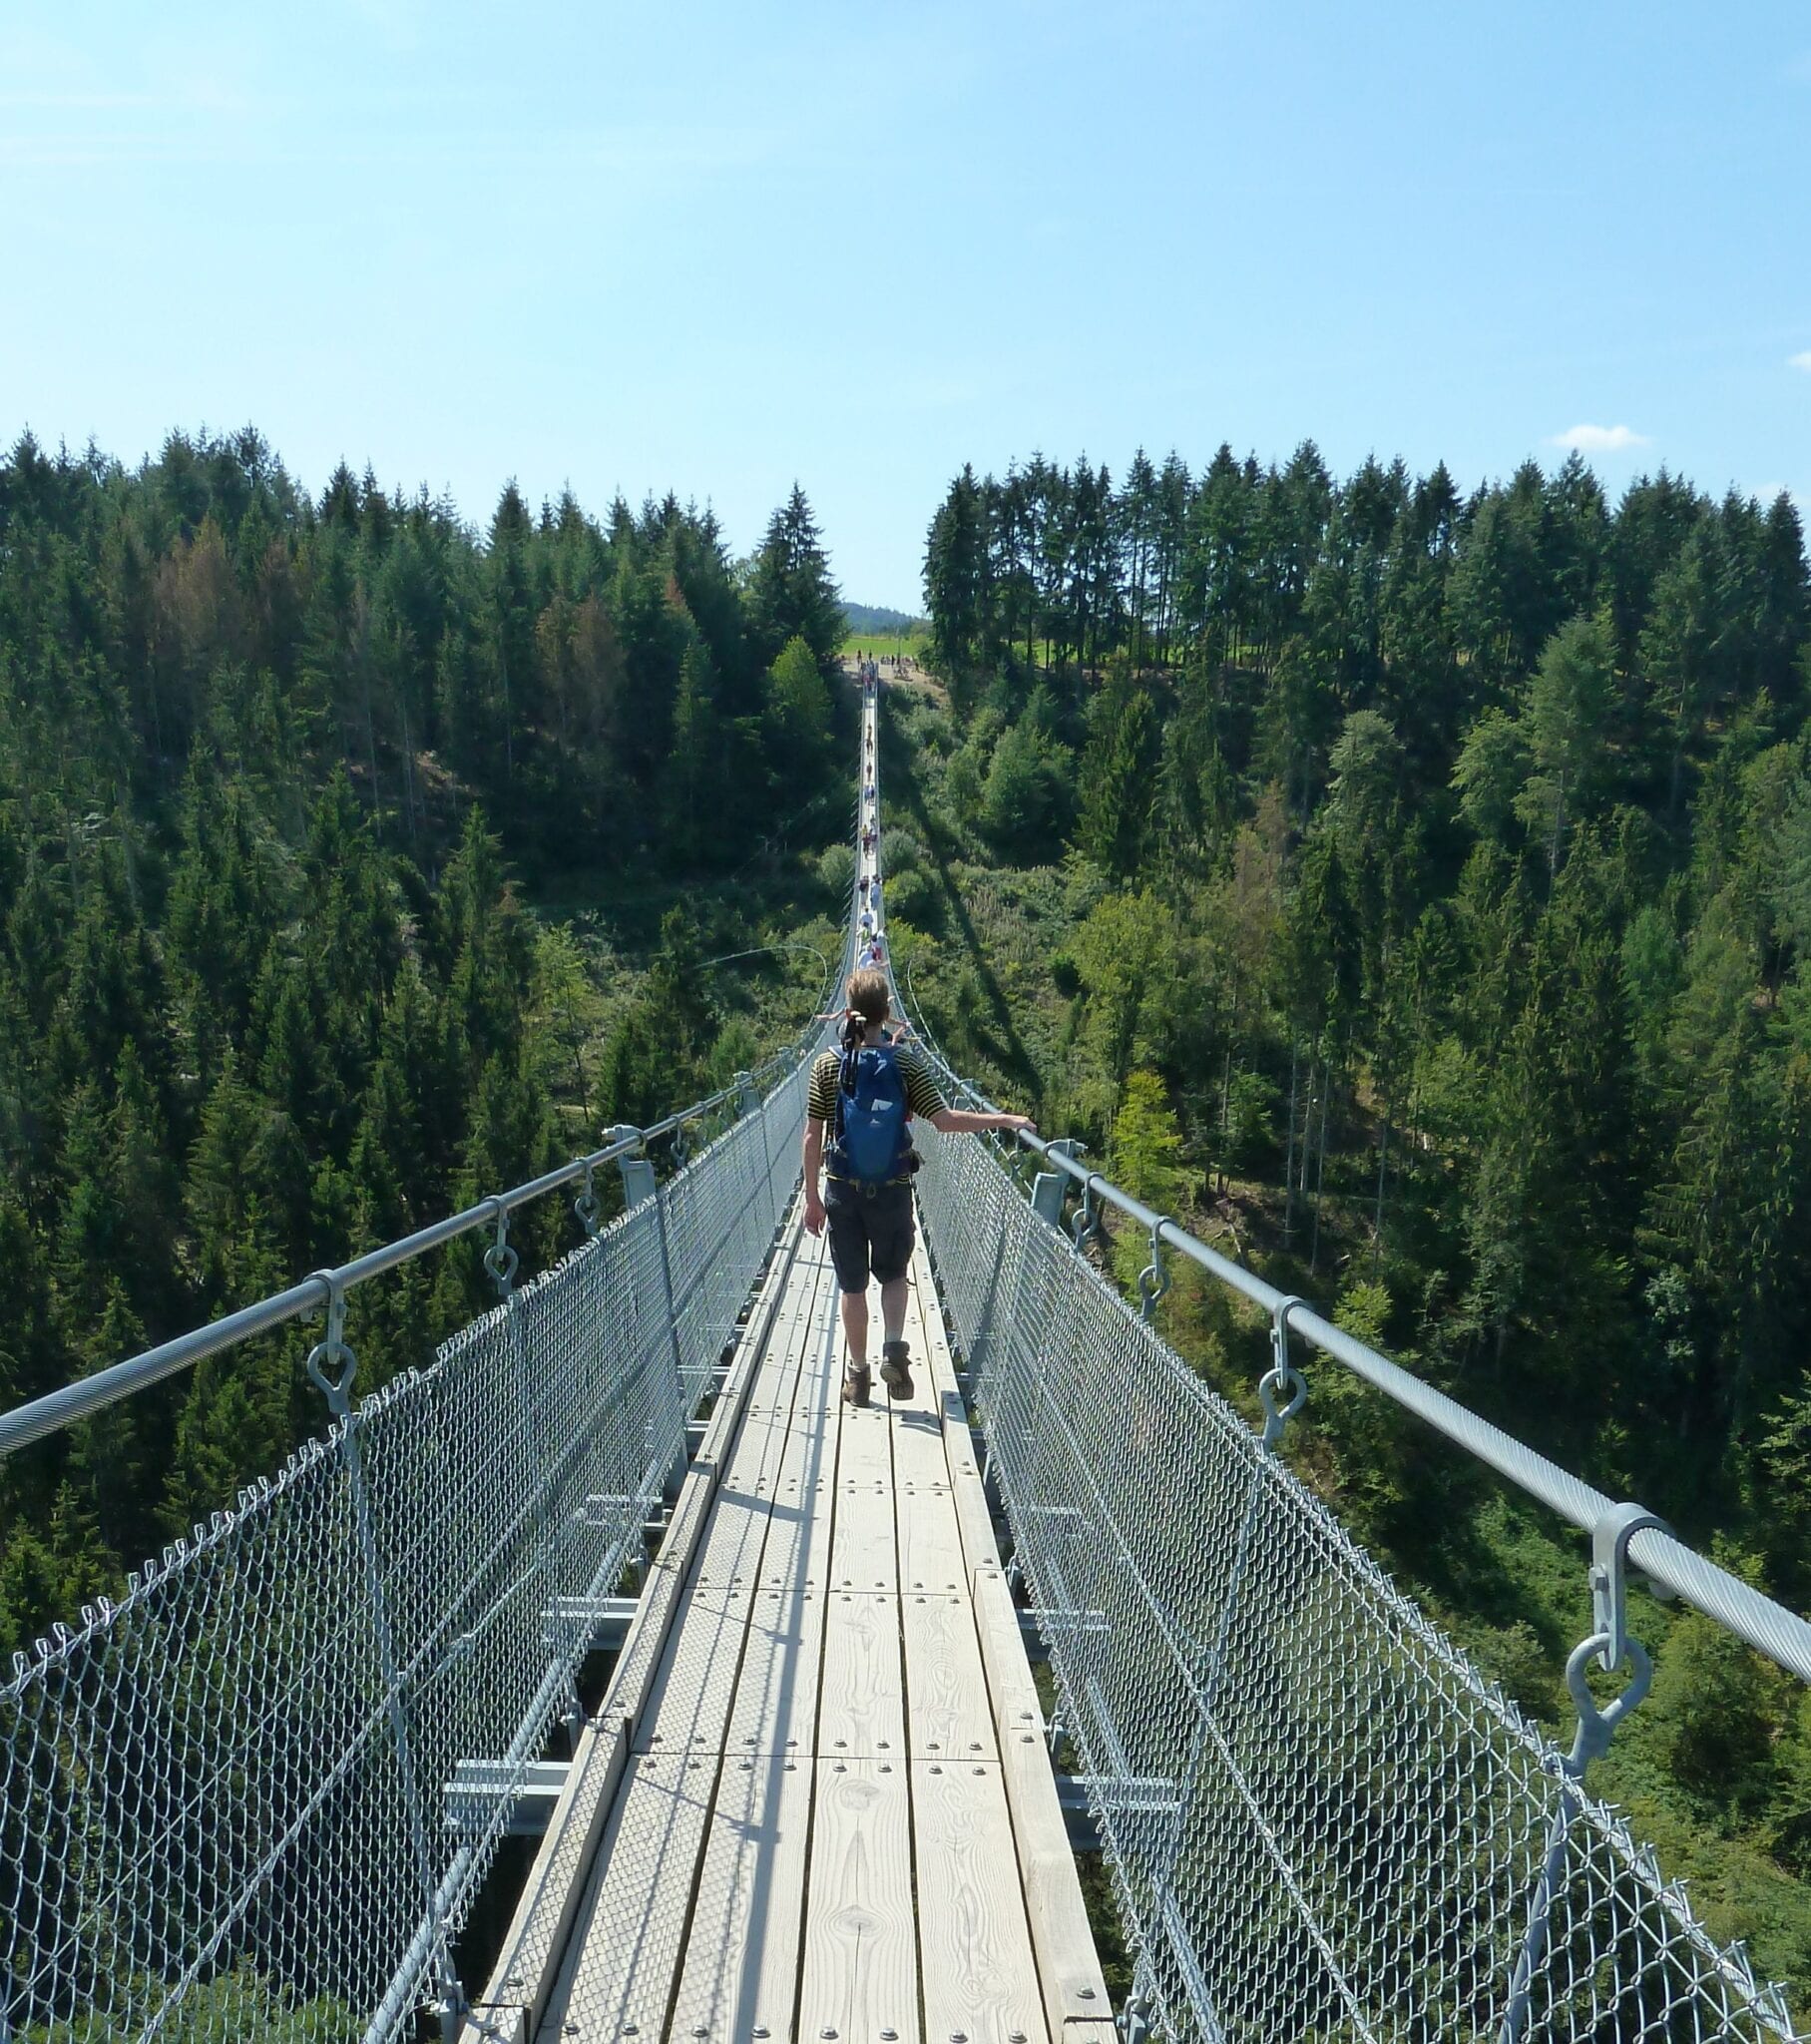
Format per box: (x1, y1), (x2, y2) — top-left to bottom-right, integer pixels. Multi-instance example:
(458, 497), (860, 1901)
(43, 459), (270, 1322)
(842, 1364), (872, 1409)
(879, 1339), (914, 1400)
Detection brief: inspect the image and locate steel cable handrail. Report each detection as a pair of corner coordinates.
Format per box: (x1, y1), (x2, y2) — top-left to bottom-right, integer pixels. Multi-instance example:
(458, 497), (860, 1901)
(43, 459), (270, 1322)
(0, 1046), (810, 1461)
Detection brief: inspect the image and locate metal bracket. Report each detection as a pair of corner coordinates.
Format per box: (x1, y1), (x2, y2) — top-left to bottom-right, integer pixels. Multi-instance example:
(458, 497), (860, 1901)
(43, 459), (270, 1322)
(1137, 1218), (1172, 1321)
(734, 1068), (760, 1119)
(617, 1127), (657, 1210)
(1119, 1963), (1157, 2044)
(304, 1269), (357, 1419)
(1588, 1502), (1670, 1674)
(1073, 1172), (1105, 1251)
(1032, 1138), (1083, 1230)
(1260, 1294), (1309, 1451)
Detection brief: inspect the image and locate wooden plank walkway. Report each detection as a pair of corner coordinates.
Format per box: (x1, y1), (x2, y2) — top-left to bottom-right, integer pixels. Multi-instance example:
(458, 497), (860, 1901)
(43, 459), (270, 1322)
(470, 1207), (1110, 2044)
(468, 678), (1107, 2044)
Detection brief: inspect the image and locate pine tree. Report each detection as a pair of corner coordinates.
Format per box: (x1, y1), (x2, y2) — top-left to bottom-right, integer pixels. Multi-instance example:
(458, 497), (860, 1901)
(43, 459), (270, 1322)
(747, 486), (842, 674)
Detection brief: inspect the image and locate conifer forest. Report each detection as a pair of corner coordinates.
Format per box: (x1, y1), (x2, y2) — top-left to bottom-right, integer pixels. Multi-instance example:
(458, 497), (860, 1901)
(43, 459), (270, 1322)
(907, 444), (1811, 1980)
(2, 425), (1811, 1991)
(0, 428), (851, 1656)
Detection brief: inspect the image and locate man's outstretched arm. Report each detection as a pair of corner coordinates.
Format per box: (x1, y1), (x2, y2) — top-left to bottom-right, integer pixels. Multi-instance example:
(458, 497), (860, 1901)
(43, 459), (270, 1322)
(929, 1107), (1036, 1137)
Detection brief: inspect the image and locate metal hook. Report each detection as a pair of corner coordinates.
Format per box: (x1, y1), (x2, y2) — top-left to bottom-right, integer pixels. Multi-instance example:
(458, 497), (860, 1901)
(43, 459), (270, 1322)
(1137, 1218), (1172, 1321)
(1073, 1173), (1104, 1251)
(482, 1198), (519, 1299)
(1259, 1294), (1309, 1450)
(304, 1268), (357, 1419)
(574, 1162), (601, 1237)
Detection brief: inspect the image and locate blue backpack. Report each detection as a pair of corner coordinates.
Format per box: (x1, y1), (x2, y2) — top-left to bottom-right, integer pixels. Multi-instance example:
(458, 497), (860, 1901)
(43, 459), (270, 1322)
(833, 1045), (911, 1189)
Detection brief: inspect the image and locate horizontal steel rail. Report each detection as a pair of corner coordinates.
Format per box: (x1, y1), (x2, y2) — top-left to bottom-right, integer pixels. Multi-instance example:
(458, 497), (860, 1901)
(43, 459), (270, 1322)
(0, 1057), (798, 1462)
(896, 1015), (1811, 1689)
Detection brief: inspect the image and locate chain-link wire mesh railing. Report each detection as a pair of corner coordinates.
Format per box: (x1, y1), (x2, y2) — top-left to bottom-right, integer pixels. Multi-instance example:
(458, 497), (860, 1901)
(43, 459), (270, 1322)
(912, 1123), (1805, 2044)
(0, 1053), (816, 2044)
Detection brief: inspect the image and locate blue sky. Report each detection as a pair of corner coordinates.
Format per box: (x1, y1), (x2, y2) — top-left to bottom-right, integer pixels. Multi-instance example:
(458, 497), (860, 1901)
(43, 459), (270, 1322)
(2, 0), (1808, 610)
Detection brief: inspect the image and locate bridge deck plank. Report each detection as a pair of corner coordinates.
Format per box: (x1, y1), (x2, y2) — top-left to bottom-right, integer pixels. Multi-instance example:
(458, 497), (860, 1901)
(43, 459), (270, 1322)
(798, 1759), (919, 2044)
(912, 1758), (1051, 2044)
(668, 1748), (813, 2044)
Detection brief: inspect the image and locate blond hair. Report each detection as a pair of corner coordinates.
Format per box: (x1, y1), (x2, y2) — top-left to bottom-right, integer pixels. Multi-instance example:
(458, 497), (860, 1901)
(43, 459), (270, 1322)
(840, 967), (890, 1050)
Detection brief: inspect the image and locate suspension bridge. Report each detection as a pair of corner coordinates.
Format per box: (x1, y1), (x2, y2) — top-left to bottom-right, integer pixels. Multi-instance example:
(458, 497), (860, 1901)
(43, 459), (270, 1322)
(3, 673), (1810, 2044)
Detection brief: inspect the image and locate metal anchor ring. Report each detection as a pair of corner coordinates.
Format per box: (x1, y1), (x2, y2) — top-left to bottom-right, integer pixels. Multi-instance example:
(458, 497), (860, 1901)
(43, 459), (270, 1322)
(1565, 1630), (1652, 1775)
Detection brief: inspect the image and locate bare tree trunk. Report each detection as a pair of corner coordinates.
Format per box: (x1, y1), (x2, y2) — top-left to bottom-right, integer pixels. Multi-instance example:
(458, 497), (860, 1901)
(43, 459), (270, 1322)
(1373, 1111), (1389, 1270)
(1283, 1043), (1300, 1245)
(1309, 1067), (1331, 1274)
(398, 698), (418, 842)
(1219, 1048), (1232, 1196)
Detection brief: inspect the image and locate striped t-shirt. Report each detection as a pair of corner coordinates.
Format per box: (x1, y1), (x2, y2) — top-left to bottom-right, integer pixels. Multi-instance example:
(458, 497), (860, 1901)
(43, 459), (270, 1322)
(807, 1039), (946, 1140)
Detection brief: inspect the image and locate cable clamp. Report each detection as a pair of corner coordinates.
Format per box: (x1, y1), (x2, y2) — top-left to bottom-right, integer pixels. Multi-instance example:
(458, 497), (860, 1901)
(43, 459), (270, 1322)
(1589, 1502), (1670, 1674)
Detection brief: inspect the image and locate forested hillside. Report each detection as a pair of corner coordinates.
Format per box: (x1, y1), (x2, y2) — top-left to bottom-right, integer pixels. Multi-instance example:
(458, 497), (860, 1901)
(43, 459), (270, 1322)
(909, 444), (1811, 1985)
(0, 428), (849, 1656)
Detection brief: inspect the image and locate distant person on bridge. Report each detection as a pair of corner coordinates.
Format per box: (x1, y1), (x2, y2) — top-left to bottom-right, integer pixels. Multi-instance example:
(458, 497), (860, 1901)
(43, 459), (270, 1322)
(803, 967), (1033, 1408)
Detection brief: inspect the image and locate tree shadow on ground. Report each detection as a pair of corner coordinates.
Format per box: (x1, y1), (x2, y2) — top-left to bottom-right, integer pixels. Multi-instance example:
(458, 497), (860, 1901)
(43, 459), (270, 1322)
(882, 697), (1043, 1108)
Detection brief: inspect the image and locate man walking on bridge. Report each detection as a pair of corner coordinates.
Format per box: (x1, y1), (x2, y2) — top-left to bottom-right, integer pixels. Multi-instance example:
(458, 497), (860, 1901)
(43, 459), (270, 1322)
(803, 967), (1033, 1406)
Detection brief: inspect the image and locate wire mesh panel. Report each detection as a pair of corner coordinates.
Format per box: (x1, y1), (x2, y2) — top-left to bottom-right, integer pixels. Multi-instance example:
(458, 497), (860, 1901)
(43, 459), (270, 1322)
(0, 1059), (812, 2044)
(912, 1125), (1804, 2044)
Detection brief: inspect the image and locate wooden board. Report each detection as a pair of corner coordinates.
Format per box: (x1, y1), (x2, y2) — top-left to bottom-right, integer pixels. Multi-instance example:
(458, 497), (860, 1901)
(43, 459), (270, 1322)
(895, 1474), (970, 1596)
(467, 1223), (815, 2040)
(817, 1588), (906, 1759)
(632, 1580), (757, 1757)
(635, 1247), (831, 1756)
(911, 1759), (1050, 2044)
(723, 1580), (824, 1759)
(533, 1750), (715, 2044)
(667, 1748), (812, 2044)
(902, 1588), (997, 1762)
(828, 1413), (900, 1591)
(798, 1760), (917, 2044)
(759, 1411), (837, 1595)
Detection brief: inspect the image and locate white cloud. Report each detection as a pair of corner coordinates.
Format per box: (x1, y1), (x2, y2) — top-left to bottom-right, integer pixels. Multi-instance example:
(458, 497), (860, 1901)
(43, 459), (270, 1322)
(1549, 423), (1651, 453)
(1789, 351), (1811, 373)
